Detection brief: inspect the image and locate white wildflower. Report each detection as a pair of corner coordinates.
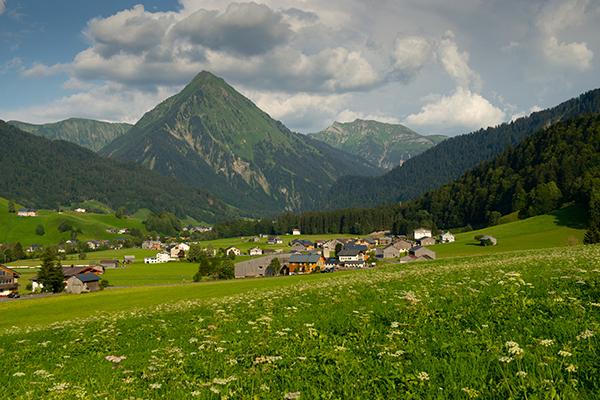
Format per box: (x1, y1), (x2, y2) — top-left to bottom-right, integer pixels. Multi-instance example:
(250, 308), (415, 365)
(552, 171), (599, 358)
(516, 371), (528, 378)
(558, 350), (572, 357)
(576, 330), (594, 340)
(538, 339), (554, 347)
(149, 383), (162, 389)
(105, 355), (127, 364)
(284, 392), (301, 399)
(417, 371), (430, 381)
(565, 364), (577, 373)
(12, 372), (25, 377)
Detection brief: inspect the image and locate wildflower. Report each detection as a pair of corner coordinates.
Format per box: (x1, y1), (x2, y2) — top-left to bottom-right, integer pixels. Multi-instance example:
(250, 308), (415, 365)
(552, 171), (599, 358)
(284, 392), (301, 399)
(213, 376), (237, 385)
(462, 387), (480, 398)
(260, 384), (270, 391)
(191, 391), (201, 397)
(505, 341), (524, 357)
(12, 372), (25, 377)
(498, 356), (513, 363)
(417, 371), (430, 381)
(576, 330), (594, 340)
(49, 383), (70, 392)
(33, 369), (52, 378)
(334, 346), (347, 352)
(254, 355), (282, 365)
(391, 321), (400, 328)
(558, 350), (572, 357)
(149, 383), (162, 389)
(538, 339), (554, 347)
(105, 355), (127, 364)
(403, 291), (421, 304)
(516, 371), (528, 378)
(209, 386), (220, 394)
(565, 364), (577, 373)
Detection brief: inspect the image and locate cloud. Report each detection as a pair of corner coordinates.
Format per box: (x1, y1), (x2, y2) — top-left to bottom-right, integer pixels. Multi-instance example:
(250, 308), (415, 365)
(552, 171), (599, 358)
(335, 109), (401, 125)
(437, 31), (481, 90)
(0, 0), (5, 15)
(510, 105), (542, 122)
(21, 63), (70, 77)
(405, 88), (505, 131)
(543, 36), (593, 71)
(390, 35), (432, 82)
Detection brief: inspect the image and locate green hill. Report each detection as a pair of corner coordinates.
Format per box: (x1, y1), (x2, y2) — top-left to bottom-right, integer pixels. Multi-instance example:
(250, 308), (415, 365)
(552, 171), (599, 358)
(8, 118), (131, 151)
(0, 120), (233, 222)
(100, 71), (382, 214)
(311, 119), (446, 170)
(0, 197), (146, 246)
(431, 205), (587, 258)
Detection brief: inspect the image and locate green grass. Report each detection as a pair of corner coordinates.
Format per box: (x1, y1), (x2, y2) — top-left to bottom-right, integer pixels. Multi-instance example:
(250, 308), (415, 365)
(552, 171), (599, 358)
(0, 245), (598, 399)
(0, 197), (146, 246)
(431, 205), (587, 258)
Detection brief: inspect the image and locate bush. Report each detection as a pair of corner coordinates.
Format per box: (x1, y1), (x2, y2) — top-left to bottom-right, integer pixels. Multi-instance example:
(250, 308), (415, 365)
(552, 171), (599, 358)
(35, 224), (45, 236)
(100, 280), (109, 290)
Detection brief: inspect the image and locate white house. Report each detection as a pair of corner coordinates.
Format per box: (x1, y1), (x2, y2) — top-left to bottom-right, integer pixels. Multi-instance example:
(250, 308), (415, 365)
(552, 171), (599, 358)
(17, 208), (37, 217)
(249, 247), (263, 256)
(170, 243), (191, 258)
(74, 208), (86, 213)
(337, 247), (365, 263)
(292, 228), (301, 236)
(144, 252), (172, 264)
(414, 228), (432, 240)
(440, 231), (455, 243)
(226, 247), (242, 256)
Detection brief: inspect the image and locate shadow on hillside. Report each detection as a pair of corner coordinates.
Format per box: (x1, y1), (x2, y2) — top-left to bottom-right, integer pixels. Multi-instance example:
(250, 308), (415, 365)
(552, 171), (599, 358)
(552, 205), (588, 229)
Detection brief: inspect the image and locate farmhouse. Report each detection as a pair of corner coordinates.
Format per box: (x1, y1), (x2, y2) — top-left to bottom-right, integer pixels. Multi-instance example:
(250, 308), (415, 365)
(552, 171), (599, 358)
(324, 258), (338, 271)
(292, 228), (301, 235)
(440, 231), (455, 243)
(479, 235), (498, 246)
(400, 246), (437, 263)
(170, 243), (190, 259)
(142, 240), (163, 250)
(123, 255), (135, 264)
(17, 208), (37, 217)
(234, 254), (291, 278)
(413, 228), (432, 240)
(288, 253), (324, 274)
(0, 265), (20, 296)
(31, 266), (102, 292)
(226, 247), (242, 256)
(290, 239), (314, 252)
(392, 239), (413, 251)
(249, 247), (263, 256)
(65, 273), (100, 294)
(322, 239), (343, 258)
(418, 237), (437, 246)
(337, 246), (366, 262)
(99, 259), (119, 269)
(74, 208), (86, 213)
(267, 236), (283, 245)
(144, 253), (172, 264)
(376, 244), (402, 259)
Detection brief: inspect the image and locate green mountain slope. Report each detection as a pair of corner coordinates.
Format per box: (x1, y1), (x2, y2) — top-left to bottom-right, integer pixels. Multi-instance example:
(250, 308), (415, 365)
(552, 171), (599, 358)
(8, 118), (132, 152)
(0, 121), (233, 222)
(323, 88), (600, 209)
(311, 119), (446, 170)
(100, 71), (382, 213)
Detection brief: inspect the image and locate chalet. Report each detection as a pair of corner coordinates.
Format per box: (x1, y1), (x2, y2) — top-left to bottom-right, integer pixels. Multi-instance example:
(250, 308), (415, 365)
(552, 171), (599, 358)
(144, 252), (172, 264)
(74, 208), (86, 213)
(31, 266), (101, 292)
(170, 243), (190, 258)
(267, 237), (283, 245)
(322, 239), (343, 258)
(17, 208), (38, 217)
(288, 253), (324, 274)
(354, 238), (377, 248)
(378, 236), (393, 246)
(413, 228), (432, 240)
(65, 273), (100, 294)
(376, 244), (401, 259)
(234, 254), (291, 278)
(392, 239), (413, 252)
(142, 240), (163, 250)
(479, 235), (497, 246)
(290, 239), (314, 252)
(123, 255), (136, 264)
(400, 246), (436, 263)
(0, 265), (20, 296)
(418, 237), (437, 246)
(324, 258), (338, 271)
(292, 228), (302, 236)
(337, 246), (367, 262)
(249, 247), (263, 256)
(87, 240), (102, 250)
(440, 231), (455, 243)
(226, 247), (242, 257)
(99, 259), (119, 269)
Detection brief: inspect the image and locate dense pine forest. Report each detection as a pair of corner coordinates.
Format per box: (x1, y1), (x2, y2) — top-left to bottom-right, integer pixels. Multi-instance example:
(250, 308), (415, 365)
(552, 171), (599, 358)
(211, 114), (600, 240)
(323, 88), (600, 209)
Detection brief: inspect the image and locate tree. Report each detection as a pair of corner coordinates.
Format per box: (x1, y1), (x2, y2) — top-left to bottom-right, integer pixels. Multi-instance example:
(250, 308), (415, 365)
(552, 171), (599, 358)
(115, 207), (127, 219)
(194, 254), (213, 281)
(584, 227), (600, 244)
(487, 211), (501, 226)
(35, 224), (45, 236)
(217, 259), (235, 280)
(187, 244), (205, 263)
(12, 242), (25, 260)
(267, 257), (281, 277)
(8, 200), (15, 213)
(37, 249), (64, 293)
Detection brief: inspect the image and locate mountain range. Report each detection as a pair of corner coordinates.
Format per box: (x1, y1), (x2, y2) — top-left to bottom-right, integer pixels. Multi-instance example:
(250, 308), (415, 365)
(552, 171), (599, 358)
(8, 118), (132, 152)
(311, 120), (446, 170)
(100, 71), (381, 213)
(322, 88), (600, 209)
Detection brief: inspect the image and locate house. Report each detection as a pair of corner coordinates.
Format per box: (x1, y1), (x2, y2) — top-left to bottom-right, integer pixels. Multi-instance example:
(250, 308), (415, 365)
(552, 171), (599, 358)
(324, 258), (338, 271)
(226, 247), (242, 256)
(440, 231), (455, 243)
(118, 228), (129, 235)
(144, 252), (172, 264)
(170, 243), (190, 259)
(0, 265), (20, 296)
(99, 259), (119, 269)
(479, 235), (497, 246)
(392, 239), (413, 252)
(87, 240), (102, 250)
(123, 255), (136, 264)
(142, 240), (163, 250)
(290, 239), (314, 252)
(322, 239), (343, 258)
(378, 236), (393, 246)
(376, 244), (402, 259)
(234, 254), (291, 278)
(354, 238), (377, 248)
(74, 208), (86, 213)
(17, 208), (37, 217)
(337, 246), (366, 262)
(31, 266), (101, 292)
(342, 260), (367, 269)
(288, 253), (324, 274)
(267, 237), (283, 245)
(292, 228), (301, 236)
(65, 273), (100, 294)
(418, 237), (437, 246)
(249, 247), (263, 256)
(400, 246), (437, 263)
(26, 244), (42, 253)
(413, 228), (432, 240)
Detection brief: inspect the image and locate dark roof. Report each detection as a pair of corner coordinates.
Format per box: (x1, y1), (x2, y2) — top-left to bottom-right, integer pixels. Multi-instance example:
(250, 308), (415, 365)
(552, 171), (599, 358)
(338, 245), (367, 256)
(289, 253), (321, 263)
(18, 208), (37, 212)
(0, 264), (19, 278)
(76, 273), (100, 283)
(291, 239), (313, 246)
(62, 266), (89, 277)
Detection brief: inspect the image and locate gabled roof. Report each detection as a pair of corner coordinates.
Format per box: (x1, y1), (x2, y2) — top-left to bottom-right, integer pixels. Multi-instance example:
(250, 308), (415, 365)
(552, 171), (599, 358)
(76, 272), (100, 283)
(289, 253), (321, 263)
(0, 264), (19, 278)
(338, 245), (367, 256)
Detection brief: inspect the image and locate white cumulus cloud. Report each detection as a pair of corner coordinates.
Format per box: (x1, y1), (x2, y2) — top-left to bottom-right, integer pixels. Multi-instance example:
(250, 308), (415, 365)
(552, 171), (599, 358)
(0, 0), (6, 15)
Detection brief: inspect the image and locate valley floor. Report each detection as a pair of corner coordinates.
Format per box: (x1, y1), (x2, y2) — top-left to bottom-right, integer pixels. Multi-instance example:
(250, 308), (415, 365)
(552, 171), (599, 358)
(1, 245), (598, 399)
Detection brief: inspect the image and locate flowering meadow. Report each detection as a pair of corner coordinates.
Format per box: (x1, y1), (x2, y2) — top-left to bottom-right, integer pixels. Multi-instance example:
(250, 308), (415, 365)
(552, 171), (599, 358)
(1, 246), (599, 399)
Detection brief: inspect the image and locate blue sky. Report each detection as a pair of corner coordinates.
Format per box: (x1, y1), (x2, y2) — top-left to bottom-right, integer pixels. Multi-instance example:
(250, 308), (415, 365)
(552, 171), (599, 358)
(1, 0), (599, 135)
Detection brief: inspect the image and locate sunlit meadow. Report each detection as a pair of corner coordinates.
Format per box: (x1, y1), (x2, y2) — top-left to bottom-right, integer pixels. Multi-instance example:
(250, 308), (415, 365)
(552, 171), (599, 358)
(1, 246), (599, 399)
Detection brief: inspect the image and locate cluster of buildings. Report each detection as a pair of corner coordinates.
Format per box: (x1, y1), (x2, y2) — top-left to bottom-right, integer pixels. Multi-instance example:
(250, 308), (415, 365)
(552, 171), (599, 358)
(143, 242), (190, 264)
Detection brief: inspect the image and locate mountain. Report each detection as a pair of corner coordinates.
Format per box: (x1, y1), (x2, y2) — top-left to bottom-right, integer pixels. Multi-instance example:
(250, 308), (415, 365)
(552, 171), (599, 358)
(311, 119), (446, 170)
(0, 121), (233, 223)
(323, 88), (600, 209)
(100, 71), (382, 213)
(8, 118), (132, 152)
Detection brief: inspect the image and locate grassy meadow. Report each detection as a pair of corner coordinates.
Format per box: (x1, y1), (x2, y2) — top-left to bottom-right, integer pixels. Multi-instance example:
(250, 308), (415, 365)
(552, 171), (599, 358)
(1, 245), (598, 399)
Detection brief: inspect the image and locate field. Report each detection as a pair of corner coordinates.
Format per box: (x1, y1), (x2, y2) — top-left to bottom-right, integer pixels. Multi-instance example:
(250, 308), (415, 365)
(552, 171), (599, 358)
(430, 206), (587, 258)
(1, 245), (598, 399)
(0, 197), (145, 246)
